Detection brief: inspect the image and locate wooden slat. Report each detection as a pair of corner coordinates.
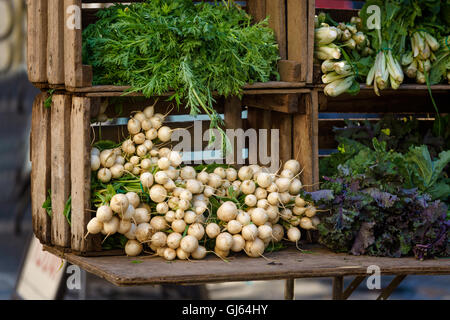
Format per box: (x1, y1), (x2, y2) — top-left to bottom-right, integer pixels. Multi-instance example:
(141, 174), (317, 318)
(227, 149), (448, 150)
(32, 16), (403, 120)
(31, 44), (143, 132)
(224, 96), (243, 165)
(27, 0), (48, 84)
(246, 0), (266, 22)
(31, 93), (52, 244)
(293, 90), (319, 191)
(272, 113), (293, 165)
(307, 0), (316, 83)
(243, 94), (299, 114)
(71, 97), (102, 252)
(266, 0), (286, 60)
(51, 95), (72, 247)
(278, 60), (302, 82)
(64, 0), (92, 88)
(43, 244), (450, 286)
(287, 0), (308, 81)
(47, 0), (65, 84)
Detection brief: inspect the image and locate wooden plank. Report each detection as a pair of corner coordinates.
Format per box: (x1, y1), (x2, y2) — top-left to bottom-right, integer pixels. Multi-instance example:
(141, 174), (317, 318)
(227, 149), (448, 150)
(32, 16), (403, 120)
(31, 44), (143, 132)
(243, 94), (299, 114)
(272, 113), (293, 165)
(287, 0), (308, 81)
(43, 244), (450, 287)
(51, 95), (72, 247)
(246, 108), (272, 166)
(307, 0), (316, 83)
(47, 0), (65, 84)
(342, 276), (366, 300)
(266, 0), (286, 60)
(377, 275), (407, 300)
(284, 279), (295, 300)
(332, 276), (344, 300)
(64, 0), (92, 88)
(293, 90), (319, 191)
(71, 97), (102, 252)
(224, 96), (243, 165)
(27, 0), (48, 83)
(278, 60), (302, 82)
(31, 93), (52, 244)
(246, 0), (266, 22)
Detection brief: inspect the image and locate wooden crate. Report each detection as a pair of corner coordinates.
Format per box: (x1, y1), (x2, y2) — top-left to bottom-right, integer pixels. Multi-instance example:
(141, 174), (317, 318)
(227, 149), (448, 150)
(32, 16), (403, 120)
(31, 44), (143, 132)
(30, 88), (318, 255)
(26, 0), (314, 89)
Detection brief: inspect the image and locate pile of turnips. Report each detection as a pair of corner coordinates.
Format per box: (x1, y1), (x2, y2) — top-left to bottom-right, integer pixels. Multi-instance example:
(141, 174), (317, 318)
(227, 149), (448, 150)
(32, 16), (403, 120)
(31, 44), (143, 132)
(87, 105), (320, 261)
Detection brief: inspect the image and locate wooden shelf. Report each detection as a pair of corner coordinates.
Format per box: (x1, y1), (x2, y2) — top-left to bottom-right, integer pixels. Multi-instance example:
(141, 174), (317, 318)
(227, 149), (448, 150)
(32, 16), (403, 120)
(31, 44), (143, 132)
(44, 244), (450, 287)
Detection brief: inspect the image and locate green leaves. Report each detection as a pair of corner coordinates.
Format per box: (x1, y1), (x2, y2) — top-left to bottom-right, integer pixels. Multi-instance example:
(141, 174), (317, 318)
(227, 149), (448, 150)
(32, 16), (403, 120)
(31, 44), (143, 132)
(42, 189), (52, 218)
(83, 0), (280, 145)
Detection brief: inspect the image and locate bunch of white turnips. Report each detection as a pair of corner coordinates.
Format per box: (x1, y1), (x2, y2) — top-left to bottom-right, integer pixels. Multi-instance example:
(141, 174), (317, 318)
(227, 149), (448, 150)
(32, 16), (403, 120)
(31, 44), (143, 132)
(87, 105), (320, 260)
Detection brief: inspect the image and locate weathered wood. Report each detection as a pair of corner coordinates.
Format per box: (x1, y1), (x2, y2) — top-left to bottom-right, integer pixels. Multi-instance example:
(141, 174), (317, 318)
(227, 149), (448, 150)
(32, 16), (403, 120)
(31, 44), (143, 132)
(43, 244), (450, 287)
(246, 0), (266, 22)
(266, 0), (286, 60)
(64, 0), (92, 88)
(284, 278), (295, 300)
(287, 0), (308, 81)
(47, 0), (65, 84)
(224, 96), (243, 165)
(377, 275), (407, 300)
(243, 94), (299, 114)
(342, 276), (366, 300)
(27, 0), (48, 83)
(278, 60), (302, 83)
(332, 276), (344, 300)
(293, 91), (319, 191)
(71, 97), (102, 252)
(272, 113), (293, 165)
(51, 95), (72, 247)
(247, 108), (272, 166)
(31, 93), (52, 244)
(307, 0), (316, 83)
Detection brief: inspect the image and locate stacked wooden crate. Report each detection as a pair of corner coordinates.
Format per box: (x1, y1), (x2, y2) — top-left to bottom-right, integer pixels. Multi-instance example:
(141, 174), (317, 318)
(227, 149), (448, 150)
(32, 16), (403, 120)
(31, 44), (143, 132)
(28, 0), (320, 255)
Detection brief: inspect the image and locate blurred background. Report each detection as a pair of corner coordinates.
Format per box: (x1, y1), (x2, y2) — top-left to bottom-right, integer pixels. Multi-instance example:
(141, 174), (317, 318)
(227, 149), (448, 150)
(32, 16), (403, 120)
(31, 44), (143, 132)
(0, 0), (448, 300)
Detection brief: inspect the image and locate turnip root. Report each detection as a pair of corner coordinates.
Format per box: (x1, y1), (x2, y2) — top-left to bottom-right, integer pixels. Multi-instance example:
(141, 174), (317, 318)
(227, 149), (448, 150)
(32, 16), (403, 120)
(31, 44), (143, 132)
(284, 160), (300, 175)
(87, 217), (103, 235)
(255, 187), (267, 200)
(154, 171), (169, 185)
(140, 172), (154, 189)
(275, 178), (291, 193)
(225, 168), (237, 181)
(245, 238), (265, 258)
(289, 179), (302, 195)
(186, 179), (203, 194)
(124, 162), (134, 172)
(180, 235), (198, 253)
(217, 201), (238, 222)
(188, 223), (205, 240)
(125, 240), (143, 256)
(96, 205), (113, 223)
(146, 128), (158, 140)
(164, 248), (177, 261)
(203, 186), (215, 198)
(136, 145), (148, 157)
(267, 192), (279, 206)
(126, 192), (140, 208)
(143, 105), (155, 119)
(236, 211), (251, 226)
(98, 168), (112, 183)
(150, 216), (168, 231)
(231, 234), (245, 252)
(257, 225), (273, 240)
(133, 111), (146, 123)
(110, 164), (124, 179)
(168, 151), (182, 167)
(103, 216), (120, 235)
(295, 196), (306, 207)
(110, 194), (129, 214)
(272, 224), (284, 242)
(156, 202), (169, 214)
(133, 132), (146, 145)
(206, 223), (221, 239)
(158, 126), (173, 142)
(226, 220), (242, 234)
(251, 208), (268, 226)
(191, 246), (207, 260)
(256, 172), (272, 188)
(208, 173), (222, 188)
(287, 227), (301, 242)
(280, 169), (294, 179)
(118, 219), (132, 234)
(266, 182), (278, 193)
(213, 167), (226, 179)
(305, 206), (317, 218)
(91, 155), (101, 171)
(122, 139), (136, 155)
(165, 211), (175, 223)
(184, 211), (197, 224)
(181, 166), (196, 180)
(197, 171), (209, 184)
(158, 157), (170, 170)
(300, 217), (313, 230)
(149, 185), (167, 203)
(238, 166), (253, 181)
(91, 147), (100, 157)
(178, 199), (190, 211)
(175, 209), (184, 220)
(244, 194), (257, 207)
(167, 232), (182, 249)
(293, 206), (306, 216)
(142, 119), (152, 131)
(280, 208), (293, 221)
(240, 180), (256, 195)
(134, 208), (150, 224)
(216, 232), (233, 251)
(128, 118), (141, 135)
(176, 248), (190, 260)
(100, 149), (116, 168)
(151, 232), (167, 247)
(124, 223), (137, 240)
(172, 219), (187, 234)
(242, 224), (258, 241)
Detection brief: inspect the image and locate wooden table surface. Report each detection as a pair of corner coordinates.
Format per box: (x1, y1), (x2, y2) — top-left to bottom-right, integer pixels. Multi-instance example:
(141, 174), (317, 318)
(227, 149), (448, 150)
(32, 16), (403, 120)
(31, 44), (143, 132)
(44, 244), (450, 287)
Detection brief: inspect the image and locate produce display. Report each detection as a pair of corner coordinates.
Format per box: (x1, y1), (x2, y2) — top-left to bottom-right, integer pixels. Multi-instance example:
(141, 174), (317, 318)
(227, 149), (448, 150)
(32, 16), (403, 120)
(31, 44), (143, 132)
(86, 105), (319, 260)
(315, 116), (450, 259)
(315, 0), (450, 97)
(82, 0), (280, 139)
